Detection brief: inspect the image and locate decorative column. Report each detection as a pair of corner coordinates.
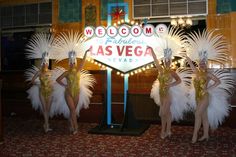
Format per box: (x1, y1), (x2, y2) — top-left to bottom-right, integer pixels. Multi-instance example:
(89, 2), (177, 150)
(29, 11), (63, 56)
(106, 68), (112, 125)
(124, 74), (129, 112)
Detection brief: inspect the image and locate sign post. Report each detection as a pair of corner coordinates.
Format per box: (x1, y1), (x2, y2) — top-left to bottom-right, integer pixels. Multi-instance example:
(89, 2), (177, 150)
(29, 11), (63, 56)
(106, 68), (112, 125)
(124, 74), (129, 113)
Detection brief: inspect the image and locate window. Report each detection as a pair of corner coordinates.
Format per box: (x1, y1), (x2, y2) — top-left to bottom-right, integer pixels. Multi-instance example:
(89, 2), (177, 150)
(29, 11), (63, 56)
(1, 2), (52, 28)
(133, 0), (208, 18)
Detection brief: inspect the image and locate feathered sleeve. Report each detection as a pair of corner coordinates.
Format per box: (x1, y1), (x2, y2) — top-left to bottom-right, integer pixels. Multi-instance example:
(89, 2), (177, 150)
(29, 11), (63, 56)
(76, 70), (96, 113)
(150, 77), (160, 106)
(50, 67), (68, 118)
(169, 68), (192, 121)
(25, 66), (42, 111)
(207, 69), (235, 129)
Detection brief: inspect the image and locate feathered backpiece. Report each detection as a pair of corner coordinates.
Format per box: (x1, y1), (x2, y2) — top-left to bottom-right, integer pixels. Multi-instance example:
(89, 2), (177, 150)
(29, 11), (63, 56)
(25, 33), (54, 65)
(184, 29), (229, 65)
(52, 31), (88, 63)
(156, 26), (185, 61)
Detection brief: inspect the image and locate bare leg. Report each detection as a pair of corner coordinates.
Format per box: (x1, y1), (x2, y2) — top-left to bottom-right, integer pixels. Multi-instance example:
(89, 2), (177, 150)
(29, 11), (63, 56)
(159, 106), (167, 139)
(72, 94), (80, 132)
(159, 96), (171, 139)
(74, 94), (80, 109)
(39, 93), (50, 133)
(166, 111), (172, 137)
(198, 110), (209, 141)
(165, 98), (172, 137)
(199, 97), (209, 141)
(65, 91), (77, 134)
(45, 96), (52, 131)
(192, 96), (208, 143)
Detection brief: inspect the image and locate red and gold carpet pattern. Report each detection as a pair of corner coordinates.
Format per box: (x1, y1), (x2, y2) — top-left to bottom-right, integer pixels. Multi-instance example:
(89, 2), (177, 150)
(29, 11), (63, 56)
(0, 117), (236, 157)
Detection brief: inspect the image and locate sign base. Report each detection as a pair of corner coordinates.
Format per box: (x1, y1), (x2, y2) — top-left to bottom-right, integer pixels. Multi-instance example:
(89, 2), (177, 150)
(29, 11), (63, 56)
(88, 92), (150, 136)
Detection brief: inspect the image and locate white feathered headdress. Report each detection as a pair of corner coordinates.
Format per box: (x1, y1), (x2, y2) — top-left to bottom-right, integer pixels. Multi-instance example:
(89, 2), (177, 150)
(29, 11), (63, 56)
(52, 31), (88, 64)
(184, 29), (229, 65)
(156, 27), (185, 61)
(25, 33), (54, 65)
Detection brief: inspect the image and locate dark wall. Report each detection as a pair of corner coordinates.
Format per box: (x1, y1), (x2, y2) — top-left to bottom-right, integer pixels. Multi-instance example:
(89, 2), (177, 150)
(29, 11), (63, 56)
(1, 31), (34, 71)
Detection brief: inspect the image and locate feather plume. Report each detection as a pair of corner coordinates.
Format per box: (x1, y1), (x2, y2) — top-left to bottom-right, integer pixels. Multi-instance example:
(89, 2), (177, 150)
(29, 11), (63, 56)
(155, 27), (186, 59)
(184, 29), (229, 64)
(25, 33), (55, 59)
(52, 31), (88, 62)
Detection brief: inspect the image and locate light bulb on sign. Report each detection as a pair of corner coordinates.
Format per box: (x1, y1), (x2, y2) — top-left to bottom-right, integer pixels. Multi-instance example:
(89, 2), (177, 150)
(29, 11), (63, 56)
(171, 19), (177, 27)
(186, 18), (193, 26)
(106, 67), (112, 71)
(178, 18), (184, 25)
(155, 24), (168, 36)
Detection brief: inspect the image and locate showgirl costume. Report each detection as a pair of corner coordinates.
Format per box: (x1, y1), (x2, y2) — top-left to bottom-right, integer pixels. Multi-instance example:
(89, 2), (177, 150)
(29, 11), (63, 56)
(66, 60), (80, 99)
(150, 27), (192, 121)
(193, 69), (208, 104)
(185, 30), (235, 129)
(25, 33), (58, 117)
(51, 31), (95, 118)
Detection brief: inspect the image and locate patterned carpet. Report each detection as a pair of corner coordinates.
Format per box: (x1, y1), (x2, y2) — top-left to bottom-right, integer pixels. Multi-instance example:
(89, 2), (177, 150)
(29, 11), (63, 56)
(0, 117), (236, 157)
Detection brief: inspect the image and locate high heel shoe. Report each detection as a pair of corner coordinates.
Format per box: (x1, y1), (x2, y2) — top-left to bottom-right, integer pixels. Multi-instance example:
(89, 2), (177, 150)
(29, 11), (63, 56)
(191, 136), (197, 144)
(198, 136), (209, 142)
(43, 124), (52, 133)
(73, 128), (78, 135)
(160, 133), (166, 139)
(166, 132), (171, 138)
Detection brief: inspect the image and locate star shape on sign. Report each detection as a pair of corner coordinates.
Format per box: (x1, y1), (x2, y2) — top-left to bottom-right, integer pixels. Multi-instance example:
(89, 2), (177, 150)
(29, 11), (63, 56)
(110, 7), (126, 21)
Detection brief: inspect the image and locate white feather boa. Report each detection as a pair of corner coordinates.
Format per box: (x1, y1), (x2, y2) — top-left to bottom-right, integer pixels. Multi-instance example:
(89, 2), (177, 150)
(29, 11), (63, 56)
(188, 69), (235, 129)
(51, 67), (96, 118)
(150, 68), (192, 121)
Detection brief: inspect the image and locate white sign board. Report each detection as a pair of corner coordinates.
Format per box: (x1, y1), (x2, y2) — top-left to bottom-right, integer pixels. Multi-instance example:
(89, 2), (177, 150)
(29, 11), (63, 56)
(84, 24), (165, 73)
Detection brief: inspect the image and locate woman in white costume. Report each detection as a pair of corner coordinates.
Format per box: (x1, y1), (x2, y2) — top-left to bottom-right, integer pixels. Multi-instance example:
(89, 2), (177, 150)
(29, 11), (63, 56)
(183, 30), (235, 143)
(25, 33), (55, 133)
(52, 31), (95, 134)
(149, 27), (191, 139)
